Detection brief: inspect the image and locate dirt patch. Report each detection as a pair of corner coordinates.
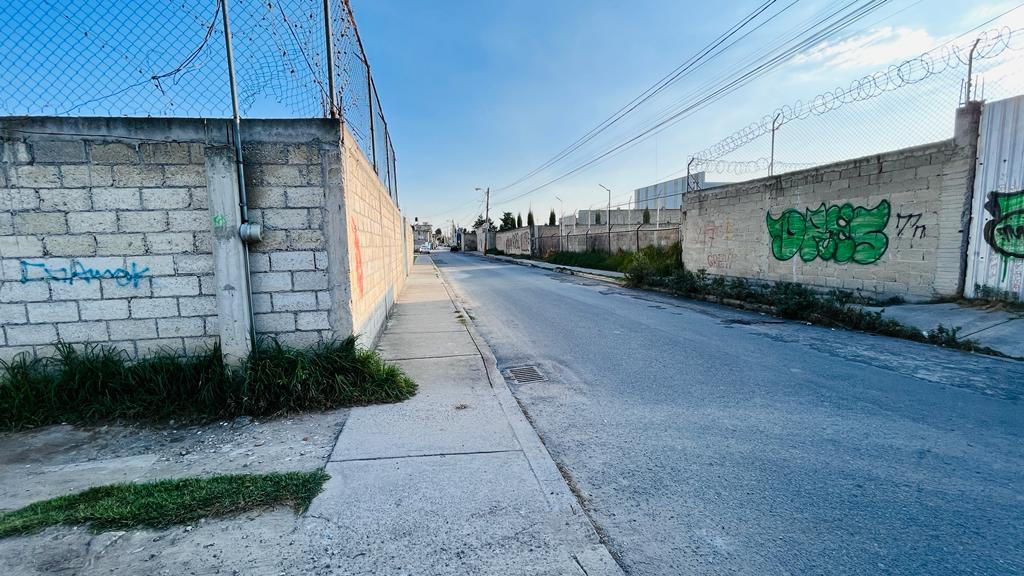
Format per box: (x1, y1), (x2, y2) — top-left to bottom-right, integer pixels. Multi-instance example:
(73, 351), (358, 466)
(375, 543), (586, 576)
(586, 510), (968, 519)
(0, 410), (347, 511)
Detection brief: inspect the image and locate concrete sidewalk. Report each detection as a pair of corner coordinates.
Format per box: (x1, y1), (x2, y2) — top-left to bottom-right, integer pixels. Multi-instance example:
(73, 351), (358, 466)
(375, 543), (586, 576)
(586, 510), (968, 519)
(306, 255), (621, 575)
(866, 302), (1023, 358)
(484, 253), (625, 281)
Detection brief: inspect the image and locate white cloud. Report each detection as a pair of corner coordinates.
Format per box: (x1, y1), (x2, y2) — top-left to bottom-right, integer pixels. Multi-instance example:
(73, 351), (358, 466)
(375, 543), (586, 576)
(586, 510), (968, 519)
(793, 26), (937, 71)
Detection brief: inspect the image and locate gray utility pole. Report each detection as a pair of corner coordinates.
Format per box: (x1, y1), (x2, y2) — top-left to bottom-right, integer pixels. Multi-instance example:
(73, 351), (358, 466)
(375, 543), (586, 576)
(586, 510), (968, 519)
(475, 186), (490, 253)
(599, 184), (612, 251)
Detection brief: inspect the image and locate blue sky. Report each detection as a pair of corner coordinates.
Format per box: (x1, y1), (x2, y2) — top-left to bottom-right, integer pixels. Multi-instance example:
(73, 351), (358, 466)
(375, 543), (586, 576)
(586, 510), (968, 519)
(352, 0), (1024, 229)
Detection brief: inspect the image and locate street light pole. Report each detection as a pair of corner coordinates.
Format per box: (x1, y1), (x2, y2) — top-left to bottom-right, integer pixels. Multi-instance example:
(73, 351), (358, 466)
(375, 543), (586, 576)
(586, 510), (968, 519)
(475, 187), (490, 253)
(599, 184), (612, 252)
(555, 195), (564, 252)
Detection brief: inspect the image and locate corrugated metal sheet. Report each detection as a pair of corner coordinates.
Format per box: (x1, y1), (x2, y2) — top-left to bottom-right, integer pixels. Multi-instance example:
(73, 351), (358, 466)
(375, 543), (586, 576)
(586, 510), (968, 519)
(965, 95), (1024, 300)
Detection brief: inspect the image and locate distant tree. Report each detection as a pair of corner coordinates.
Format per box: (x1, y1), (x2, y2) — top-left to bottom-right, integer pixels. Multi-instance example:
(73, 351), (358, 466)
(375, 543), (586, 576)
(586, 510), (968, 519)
(499, 211), (517, 231)
(516, 213), (523, 228)
(472, 214), (494, 229)
(643, 208), (651, 224)
(527, 210), (535, 227)
(548, 209), (556, 226)
(434, 227), (442, 238)
(595, 212), (602, 225)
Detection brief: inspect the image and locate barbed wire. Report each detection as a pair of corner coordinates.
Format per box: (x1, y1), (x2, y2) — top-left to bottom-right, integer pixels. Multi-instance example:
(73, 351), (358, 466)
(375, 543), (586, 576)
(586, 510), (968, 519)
(691, 26), (1023, 169)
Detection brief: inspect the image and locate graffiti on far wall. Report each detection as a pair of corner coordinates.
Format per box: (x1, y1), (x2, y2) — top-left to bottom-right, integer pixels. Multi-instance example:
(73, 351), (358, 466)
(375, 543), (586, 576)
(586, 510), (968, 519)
(766, 199), (890, 264)
(19, 259), (149, 288)
(984, 190), (1024, 259)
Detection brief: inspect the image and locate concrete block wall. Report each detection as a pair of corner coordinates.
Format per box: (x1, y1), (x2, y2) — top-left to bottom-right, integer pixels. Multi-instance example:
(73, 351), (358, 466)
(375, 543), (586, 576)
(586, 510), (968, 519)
(340, 126), (410, 345)
(1, 128), (216, 361)
(681, 138), (970, 300)
(1, 117), (409, 361)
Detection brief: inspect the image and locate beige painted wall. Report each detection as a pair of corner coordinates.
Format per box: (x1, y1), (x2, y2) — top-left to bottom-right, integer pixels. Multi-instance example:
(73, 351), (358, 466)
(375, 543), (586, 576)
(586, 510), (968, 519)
(341, 125), (409, 344)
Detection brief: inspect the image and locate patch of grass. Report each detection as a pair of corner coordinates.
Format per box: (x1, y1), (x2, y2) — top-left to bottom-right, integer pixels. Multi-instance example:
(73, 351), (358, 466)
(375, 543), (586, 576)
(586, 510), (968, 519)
(0, 470), (329, 538)
(0, 336), (416, 431)
(544, 250), (632, 272)
(628, 262), (1007, 357)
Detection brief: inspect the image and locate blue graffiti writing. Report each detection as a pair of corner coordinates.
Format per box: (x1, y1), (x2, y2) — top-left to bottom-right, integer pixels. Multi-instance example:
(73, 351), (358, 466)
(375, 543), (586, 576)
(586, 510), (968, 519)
(19, 260), (149, 288)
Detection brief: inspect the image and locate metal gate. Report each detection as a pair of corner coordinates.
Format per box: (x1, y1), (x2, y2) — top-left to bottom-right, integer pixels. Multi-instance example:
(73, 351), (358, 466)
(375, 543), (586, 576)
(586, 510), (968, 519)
(964, 95), (1024, 300)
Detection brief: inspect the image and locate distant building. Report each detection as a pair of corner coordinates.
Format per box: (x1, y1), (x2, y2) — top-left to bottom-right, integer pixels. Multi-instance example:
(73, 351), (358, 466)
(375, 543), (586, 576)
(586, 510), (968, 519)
(633, 172), (720, 210)
(412, 221), (433, 245)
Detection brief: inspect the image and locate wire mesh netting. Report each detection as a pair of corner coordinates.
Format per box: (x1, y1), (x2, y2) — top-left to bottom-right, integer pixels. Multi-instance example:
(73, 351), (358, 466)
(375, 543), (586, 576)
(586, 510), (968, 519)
(690, 27), (1024, 184)
(0, 0), (396, 201)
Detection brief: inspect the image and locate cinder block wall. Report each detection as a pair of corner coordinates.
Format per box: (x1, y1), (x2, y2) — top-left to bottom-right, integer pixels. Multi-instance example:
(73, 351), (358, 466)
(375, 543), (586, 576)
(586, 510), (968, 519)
(681, 138), (971, 300)
(0, 117), (408, 361)
(340, 125), (409, 344)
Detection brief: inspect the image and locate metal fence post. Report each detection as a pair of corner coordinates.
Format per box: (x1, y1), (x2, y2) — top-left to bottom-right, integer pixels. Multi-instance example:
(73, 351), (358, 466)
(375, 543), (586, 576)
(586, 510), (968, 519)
(367, 72), (378, 173)
(323, 0), (338, 118)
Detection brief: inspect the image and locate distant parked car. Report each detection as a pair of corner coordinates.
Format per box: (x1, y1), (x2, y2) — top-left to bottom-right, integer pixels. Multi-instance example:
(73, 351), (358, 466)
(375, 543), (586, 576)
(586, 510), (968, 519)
(417, 242), (432, 253)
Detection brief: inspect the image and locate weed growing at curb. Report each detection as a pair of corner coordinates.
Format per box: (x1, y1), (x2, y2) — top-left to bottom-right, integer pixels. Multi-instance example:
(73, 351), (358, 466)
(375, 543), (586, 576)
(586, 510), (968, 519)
(618, 244), (1006, 357)
(0, 470), (329, 538)
(0, 336), (416, 431)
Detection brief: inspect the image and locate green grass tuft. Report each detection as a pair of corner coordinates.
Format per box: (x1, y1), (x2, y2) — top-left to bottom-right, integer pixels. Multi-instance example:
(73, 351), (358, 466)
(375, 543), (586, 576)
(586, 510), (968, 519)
(0, 471), (329, 538)
(0, 336), (416, 431)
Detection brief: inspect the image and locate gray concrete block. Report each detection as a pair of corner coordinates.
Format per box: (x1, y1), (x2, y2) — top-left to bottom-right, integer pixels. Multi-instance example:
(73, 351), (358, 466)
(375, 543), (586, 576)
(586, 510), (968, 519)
(263, 208), (309, 230)
(43, 235), (97, 257)
(95, 233), (146, 255)
(164, 165), (205, 186)
(130, 297), (178, 318)
(60, 165), (113, 187)
(0, 189), (39, 210)
(292, 270), (327, 290)
(112, 165), (164, 188)
(272, 291), (318, 312)
(251, 272), (292, 293)
(0, 303), (28, 324)
(157, 317), (205, 338)
(68, 211), (117, 233)
(32, 140), (86, 163)
(151, 276), (200, 297)
(51, 279), (102, 300)
(270, 251), (315, 271)
(178, 296), (216, 317)
(141, 188), (192, 209)
(118, 211), (168, 232)
(254, 312), (296, 333)
(248, 252), (271, 272)
(174, 254), (214, 274)
(296, 311), (330, 330)
(272, 330), (323, 348)
(27, 301), (79, 323)
(6, 324), (58, 345)
(139, 142), (191, 164)
(15, 212), (67, 234)
(285, 187), (324, 208)
(167, 210), (208, 232)
(146, 232), (194, 253)
(15, 165), (61, 187)
(107, 318), (158, 340)
(0, 236), (44, 257)
(38, 189), (91, 211)
(0, 280), (50, 302)
(57, 321), (109, 343)
(79, 299), (130, 320)
(287, 230), (325, 250)
(136, 337), (184, 357)
(90, 142), (138, 163)
(92, 187), (141, 210)
(131, 255), (175, 276)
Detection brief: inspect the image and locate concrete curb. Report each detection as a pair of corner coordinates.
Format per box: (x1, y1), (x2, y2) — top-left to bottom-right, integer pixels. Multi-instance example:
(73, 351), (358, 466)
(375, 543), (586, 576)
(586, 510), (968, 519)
(430, 258), (625, 576)
(478, 252), (626, 284)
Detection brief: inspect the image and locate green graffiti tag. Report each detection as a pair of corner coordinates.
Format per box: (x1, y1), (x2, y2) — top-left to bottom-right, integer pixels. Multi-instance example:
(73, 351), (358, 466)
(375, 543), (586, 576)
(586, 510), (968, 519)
(983, 190), (1024, 259)
(766, 199), (890, 264)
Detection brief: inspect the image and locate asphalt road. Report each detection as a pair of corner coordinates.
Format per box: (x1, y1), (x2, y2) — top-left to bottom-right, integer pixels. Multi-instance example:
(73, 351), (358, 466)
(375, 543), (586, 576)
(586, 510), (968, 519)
(431, 251), (1024, 576)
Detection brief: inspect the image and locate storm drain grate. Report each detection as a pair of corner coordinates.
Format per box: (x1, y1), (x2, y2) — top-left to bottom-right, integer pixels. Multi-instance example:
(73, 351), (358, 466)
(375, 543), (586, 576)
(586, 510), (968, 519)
(507, 366), (546, 383)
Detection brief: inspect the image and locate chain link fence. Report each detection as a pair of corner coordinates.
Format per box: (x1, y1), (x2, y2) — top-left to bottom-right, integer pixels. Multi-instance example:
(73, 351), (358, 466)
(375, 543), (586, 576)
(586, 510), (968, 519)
(0, 0), (397, 201)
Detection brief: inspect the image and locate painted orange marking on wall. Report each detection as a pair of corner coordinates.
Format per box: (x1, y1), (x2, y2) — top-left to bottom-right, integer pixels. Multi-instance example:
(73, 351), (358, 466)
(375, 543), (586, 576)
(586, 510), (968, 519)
(352, 217), (364, 298)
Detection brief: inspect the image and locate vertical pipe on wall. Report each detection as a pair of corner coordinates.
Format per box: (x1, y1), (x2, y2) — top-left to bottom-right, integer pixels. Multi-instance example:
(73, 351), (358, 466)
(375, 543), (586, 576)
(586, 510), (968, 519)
(219, 0), (256, 344)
